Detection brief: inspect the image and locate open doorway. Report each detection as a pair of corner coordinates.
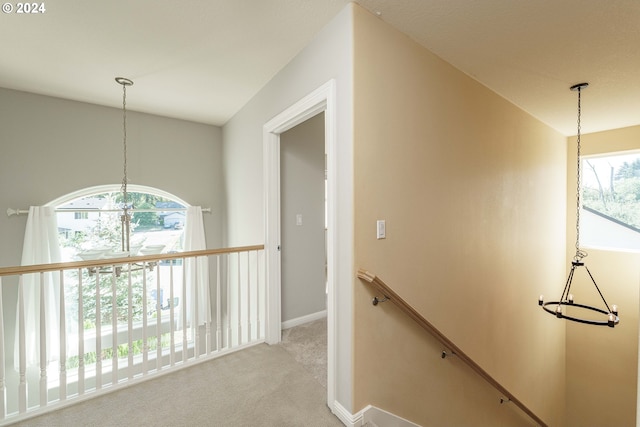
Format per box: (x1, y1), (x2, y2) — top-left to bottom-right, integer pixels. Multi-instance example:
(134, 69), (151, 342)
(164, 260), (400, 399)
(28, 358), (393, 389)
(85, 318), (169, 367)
(280, 112), (326, 327)
(278, 112), (328, 387)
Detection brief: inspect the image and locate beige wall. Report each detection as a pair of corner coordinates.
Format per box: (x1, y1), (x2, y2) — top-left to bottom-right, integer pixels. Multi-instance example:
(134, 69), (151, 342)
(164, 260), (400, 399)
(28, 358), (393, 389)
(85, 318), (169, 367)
(352, 6), (567, 426)
(565, 126), (640, 427)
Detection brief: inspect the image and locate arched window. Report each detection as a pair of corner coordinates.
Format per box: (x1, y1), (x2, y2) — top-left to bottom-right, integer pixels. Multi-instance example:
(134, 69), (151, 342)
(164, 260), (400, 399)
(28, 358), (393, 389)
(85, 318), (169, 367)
(51, 184), (189, 262)
(50, 185), (193, 367)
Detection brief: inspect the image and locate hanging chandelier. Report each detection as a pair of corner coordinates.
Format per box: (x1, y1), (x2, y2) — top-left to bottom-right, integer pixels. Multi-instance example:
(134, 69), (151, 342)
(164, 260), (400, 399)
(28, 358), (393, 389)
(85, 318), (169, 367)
(82, 77), (164, 276)
(116, 77), (134, 254)
(538, 82), (619, 328)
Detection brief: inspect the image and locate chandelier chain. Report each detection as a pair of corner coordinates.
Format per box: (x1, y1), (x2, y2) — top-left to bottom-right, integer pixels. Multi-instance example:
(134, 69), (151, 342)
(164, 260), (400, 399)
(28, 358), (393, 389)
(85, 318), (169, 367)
(121, 82), (128, 210)
(574, 86), (586, 260)
(116, 77), (133, 252)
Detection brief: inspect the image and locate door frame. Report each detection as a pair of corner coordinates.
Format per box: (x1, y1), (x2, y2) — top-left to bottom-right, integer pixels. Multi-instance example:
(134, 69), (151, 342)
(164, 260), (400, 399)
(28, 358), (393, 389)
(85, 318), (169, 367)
(263, 79), (337, 407)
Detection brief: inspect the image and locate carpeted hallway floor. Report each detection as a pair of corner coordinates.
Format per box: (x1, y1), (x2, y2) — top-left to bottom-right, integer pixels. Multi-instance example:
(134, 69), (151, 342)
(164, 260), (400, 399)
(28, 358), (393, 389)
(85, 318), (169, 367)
(281, 318), (328, 389)
(10, 318), (341, 427)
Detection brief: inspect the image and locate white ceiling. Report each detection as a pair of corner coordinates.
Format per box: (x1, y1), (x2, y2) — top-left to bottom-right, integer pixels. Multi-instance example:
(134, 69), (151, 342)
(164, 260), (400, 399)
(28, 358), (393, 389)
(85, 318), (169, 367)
(2, 0), (639, 135)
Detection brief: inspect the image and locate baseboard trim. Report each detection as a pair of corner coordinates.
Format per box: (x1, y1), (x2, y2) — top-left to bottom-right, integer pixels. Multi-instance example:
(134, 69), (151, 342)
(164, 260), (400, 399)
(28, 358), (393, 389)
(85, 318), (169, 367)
(330, 403), (421, 427)
(332, 400), (364, 427)
(281, 310), (327, 330)
(362, 405), (421, 427)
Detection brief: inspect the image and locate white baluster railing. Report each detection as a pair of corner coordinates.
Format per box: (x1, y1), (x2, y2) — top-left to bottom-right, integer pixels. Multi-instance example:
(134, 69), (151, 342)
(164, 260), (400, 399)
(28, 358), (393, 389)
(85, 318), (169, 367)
(0, 278), (6, 421)
(17, 278), (26, 414)
(58, 270), (66, 402)
(38, 273), (47, 407)
(95, 270), (102, 391)
(77, 271), (85, 395)
(0, 245), (264, 425)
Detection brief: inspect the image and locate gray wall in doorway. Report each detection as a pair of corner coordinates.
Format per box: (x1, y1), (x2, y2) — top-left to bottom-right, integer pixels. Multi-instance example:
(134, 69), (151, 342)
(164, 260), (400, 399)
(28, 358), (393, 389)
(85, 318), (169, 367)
(280, 112), (326, 323)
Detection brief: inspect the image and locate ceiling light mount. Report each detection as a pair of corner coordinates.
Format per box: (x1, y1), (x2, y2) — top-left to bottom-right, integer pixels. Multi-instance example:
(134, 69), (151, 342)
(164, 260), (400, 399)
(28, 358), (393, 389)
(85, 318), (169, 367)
(570, 82), (589, 92)
(115, 77), (134, 87)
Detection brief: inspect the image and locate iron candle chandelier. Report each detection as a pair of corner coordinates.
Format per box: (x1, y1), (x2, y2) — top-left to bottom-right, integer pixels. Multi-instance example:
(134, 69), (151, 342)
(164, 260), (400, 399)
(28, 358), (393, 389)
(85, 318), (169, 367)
(538, 82), (619, 328)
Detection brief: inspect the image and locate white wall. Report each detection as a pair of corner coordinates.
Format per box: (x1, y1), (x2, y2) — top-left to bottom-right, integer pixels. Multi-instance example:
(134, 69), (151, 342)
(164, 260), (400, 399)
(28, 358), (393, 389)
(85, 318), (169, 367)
(0, 87), (224, 365)
(222, 4), (354, 413)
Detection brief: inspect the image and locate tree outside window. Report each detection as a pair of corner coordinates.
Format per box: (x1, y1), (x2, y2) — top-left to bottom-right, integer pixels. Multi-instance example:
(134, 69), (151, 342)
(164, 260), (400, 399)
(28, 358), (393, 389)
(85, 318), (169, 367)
(55, 190), (187, 364)
(581, 152), (640, 250)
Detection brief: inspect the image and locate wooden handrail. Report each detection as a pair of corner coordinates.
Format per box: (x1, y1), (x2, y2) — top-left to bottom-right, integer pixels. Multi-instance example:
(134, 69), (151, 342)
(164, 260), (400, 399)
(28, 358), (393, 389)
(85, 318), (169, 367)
(0, 244), (265, 277)
(357, 268), (547, 427)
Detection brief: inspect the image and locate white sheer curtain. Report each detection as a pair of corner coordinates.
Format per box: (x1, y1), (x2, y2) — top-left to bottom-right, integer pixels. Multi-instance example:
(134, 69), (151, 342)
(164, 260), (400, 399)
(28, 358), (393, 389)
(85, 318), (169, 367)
(14, 206), (62, 370)
(183, 206), (210, 327)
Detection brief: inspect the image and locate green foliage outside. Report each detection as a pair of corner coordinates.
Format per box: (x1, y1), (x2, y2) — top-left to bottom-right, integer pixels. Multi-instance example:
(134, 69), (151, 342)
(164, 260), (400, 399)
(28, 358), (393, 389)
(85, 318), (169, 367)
(59, 192), (181, 328)
(65, 333), (173, 368)
(57, 191), (187, 370)
(583, 157), (640, 229)
(115, 192), (162, 229)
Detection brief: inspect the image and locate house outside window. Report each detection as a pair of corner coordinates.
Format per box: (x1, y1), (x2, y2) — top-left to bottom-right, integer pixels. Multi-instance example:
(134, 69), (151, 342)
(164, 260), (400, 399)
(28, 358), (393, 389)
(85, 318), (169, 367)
(581, 151), (640, 251)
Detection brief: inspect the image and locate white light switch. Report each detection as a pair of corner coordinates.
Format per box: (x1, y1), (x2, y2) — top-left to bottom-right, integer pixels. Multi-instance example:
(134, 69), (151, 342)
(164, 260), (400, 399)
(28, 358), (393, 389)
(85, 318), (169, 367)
(296, 214), (303, 226)
(376, 220), (386, 239)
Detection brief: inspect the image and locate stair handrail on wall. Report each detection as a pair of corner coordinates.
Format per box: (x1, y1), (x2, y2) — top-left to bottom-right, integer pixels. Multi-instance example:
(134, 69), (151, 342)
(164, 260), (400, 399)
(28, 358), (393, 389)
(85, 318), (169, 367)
(357, 268), (547, 427)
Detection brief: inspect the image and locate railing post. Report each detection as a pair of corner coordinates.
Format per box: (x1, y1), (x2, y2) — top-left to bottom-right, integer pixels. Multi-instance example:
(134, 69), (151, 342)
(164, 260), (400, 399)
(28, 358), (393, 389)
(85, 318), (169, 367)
(59, 270), (67, 401)
(95, 271), (102, 390)
(110, 268), (118, 386)
(141, 265), (148, 375)
(18, 277), (27, 414)
(0, 277), (6, 420)
(205, 256), (212, 356)
(167, 262), (174, 367)
(194, 257), (200, 360)
(226, 254), (231, 349)
(256, 250), (262, 340)
(78, 270), (85, 395)
(182, 264), (188, 363)
(156, 266), (163, 371)
(39, 272), (47, 407)
(216, 255), (222, 352)
(127, 265), (133, 381)
(237, 252), (242, 346)
(247, 252), (252, 342)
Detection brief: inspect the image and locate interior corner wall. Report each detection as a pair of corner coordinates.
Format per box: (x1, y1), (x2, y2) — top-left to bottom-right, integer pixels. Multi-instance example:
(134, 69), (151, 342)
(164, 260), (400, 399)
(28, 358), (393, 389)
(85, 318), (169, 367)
(221, 4), (354, 413)
(352, 6), (567, 426)
(0, 87), (223, 364)
(564, 126), (640, 427)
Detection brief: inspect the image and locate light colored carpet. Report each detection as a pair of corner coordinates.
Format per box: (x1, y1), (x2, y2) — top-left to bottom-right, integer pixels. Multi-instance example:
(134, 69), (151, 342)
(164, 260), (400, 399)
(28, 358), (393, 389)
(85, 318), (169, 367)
(10, 319), (340, 427)
(280, 318), (327, 388)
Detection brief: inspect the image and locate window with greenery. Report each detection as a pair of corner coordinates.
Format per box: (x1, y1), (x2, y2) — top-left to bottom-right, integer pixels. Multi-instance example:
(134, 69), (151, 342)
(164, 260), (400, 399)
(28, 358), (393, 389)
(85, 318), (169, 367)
(56, 189), (188, 363)
(581, 151), (640, 250)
